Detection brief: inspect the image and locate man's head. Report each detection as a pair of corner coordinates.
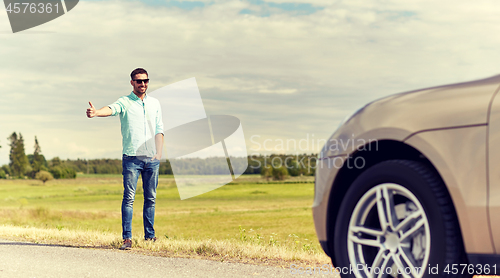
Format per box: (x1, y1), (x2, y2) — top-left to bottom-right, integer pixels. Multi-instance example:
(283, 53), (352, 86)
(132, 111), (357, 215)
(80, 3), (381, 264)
(130, 68), (149, 96)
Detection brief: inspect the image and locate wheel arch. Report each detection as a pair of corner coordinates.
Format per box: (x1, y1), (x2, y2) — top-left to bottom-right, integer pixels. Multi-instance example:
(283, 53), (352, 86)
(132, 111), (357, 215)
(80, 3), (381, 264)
(325, 139), (459, 265)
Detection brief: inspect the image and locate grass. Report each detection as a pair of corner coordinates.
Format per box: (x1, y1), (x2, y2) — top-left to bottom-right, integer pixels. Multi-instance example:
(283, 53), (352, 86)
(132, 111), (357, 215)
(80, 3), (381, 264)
(0, 224), (329, 266)
(0, 175), (329, 266)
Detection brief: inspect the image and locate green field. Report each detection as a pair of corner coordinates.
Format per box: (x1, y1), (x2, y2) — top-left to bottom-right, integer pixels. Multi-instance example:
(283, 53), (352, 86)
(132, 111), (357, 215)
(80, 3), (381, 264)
(0, 174), (321, 255)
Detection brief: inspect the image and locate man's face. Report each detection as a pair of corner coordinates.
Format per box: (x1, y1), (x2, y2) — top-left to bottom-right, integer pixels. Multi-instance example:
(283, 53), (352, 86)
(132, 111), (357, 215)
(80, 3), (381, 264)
(131, 73), (149, 95)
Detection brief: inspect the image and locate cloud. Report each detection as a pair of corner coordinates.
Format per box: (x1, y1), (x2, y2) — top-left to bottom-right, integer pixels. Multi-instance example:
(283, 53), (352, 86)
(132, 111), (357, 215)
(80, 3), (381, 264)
(240, 0), (324, 17)
(1, 0), (500, 164)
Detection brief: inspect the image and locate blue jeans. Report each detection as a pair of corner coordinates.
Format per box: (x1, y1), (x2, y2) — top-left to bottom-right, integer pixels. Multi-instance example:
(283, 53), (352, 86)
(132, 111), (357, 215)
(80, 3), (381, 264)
(121, 155), (160, 240)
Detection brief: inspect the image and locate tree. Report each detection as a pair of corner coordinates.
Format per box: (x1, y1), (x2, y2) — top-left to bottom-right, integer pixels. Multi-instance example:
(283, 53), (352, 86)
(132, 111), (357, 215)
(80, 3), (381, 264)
(35, 170), (53, 184)
(49, 165), (76, 179)
(286, 159), (301, 176)
(1, 165), (10, 177)
(30, 136), (47, 178)
(51, 157), (61, 167)
(261, 165), (272, 180)
(49, 157), (76, 179)
(271, 165), (288, 181)
(8, 132), (28, 178)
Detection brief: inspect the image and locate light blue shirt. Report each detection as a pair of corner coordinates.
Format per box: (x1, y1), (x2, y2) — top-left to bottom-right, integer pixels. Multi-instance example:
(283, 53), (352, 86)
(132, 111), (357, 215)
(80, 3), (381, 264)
(108, 92), (164, 157)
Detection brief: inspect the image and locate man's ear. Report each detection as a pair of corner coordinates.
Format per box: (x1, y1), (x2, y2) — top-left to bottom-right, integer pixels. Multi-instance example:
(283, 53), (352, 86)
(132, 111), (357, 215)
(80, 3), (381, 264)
(130, 80), (134, 86)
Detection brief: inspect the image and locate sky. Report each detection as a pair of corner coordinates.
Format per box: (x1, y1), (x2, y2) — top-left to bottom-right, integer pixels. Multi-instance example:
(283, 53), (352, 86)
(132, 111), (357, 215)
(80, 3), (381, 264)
(1, 0), (500, 166)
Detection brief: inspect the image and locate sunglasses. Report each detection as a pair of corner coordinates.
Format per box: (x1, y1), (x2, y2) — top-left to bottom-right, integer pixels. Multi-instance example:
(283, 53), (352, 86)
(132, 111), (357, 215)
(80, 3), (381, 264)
(134, 79), (149, 84)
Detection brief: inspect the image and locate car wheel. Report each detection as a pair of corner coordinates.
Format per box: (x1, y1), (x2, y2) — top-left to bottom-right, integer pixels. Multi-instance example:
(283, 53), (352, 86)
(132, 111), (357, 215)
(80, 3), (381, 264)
(333, 160), (470, 278)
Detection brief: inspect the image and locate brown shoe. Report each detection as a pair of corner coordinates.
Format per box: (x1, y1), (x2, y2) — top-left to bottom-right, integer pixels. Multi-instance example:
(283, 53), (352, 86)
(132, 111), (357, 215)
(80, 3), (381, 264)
(120, 239), (132, 250)
(145, 237), (156, 242)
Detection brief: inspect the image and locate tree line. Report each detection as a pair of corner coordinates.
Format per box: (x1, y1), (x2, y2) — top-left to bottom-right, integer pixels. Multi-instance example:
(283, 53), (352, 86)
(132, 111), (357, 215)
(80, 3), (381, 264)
(0, 132), (77, 183)
(0, 132), (318, 182)
(66, 154), (318, 178)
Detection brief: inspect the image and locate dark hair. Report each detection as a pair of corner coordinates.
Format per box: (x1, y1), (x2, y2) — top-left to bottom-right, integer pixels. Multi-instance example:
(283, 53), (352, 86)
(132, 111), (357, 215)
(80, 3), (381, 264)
(130, 68), (148, 80)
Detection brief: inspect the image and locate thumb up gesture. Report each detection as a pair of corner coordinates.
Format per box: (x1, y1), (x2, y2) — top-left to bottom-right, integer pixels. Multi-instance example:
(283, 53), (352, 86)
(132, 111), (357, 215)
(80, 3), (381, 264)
(86, 101), (96, 118)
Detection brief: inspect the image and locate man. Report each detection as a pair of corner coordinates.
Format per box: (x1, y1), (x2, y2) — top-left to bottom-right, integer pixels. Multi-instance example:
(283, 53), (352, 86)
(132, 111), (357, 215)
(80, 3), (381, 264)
(86, 68), (164, 250)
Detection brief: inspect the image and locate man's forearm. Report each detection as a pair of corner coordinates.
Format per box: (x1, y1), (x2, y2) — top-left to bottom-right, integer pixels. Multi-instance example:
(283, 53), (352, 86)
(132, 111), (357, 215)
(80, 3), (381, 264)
(155, 133), (164, 157)
(95, 106), (113, 117)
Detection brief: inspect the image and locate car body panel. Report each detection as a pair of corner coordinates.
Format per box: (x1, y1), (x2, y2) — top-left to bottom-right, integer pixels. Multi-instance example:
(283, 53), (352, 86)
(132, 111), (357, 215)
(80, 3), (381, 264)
(487, 89), (500, 253)
(313, 155), (345, 241)
(405, 126), (493, 254)
(314, 127), (409, 206)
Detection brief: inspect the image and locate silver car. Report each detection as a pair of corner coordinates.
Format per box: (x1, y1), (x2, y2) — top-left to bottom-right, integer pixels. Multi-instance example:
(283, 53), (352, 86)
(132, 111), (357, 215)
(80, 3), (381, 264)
(313, 75), (500, 277)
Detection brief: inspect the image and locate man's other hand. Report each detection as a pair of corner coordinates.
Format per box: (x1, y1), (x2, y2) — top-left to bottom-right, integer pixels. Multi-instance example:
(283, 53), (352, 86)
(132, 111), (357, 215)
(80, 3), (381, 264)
(151, 154), (162, 161)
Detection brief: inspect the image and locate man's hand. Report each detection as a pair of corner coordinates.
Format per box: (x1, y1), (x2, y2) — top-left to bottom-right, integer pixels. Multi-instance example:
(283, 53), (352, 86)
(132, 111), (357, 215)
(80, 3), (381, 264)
(87, 102), (96, 118)
(151, 154), (162, 161)
(86, 102), (112, 118)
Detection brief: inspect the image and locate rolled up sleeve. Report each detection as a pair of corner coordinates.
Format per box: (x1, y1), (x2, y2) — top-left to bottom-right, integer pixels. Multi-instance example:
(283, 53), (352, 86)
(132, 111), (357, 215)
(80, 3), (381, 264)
(108, 97), (126, 116)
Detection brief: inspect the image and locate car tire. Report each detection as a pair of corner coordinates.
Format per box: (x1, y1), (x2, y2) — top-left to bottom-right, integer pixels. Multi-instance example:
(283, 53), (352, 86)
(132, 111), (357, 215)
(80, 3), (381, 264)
(333, 159), (471, 278)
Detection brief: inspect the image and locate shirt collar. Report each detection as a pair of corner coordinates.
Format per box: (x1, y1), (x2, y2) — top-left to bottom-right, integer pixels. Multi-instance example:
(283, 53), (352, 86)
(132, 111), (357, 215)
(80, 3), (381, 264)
(128, 91), (148, 101)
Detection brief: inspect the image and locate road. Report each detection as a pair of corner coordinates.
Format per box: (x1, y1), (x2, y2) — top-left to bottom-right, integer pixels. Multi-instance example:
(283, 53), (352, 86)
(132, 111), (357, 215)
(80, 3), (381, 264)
(0, 239), (337, 277)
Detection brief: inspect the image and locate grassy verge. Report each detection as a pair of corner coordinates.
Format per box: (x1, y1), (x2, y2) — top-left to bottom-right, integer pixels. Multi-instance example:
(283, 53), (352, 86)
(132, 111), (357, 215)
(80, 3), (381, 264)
(0, 224), (329, 266)
(0, 175), (330, 267)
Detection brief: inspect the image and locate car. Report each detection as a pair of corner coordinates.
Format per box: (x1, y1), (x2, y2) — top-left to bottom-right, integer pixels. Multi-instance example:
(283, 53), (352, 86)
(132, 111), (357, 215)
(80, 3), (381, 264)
(313, 75), (500, 277)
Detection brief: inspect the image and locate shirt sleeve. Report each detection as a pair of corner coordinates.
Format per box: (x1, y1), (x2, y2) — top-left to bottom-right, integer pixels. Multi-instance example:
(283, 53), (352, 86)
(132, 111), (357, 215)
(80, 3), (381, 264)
(108, 97), (126, 116)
